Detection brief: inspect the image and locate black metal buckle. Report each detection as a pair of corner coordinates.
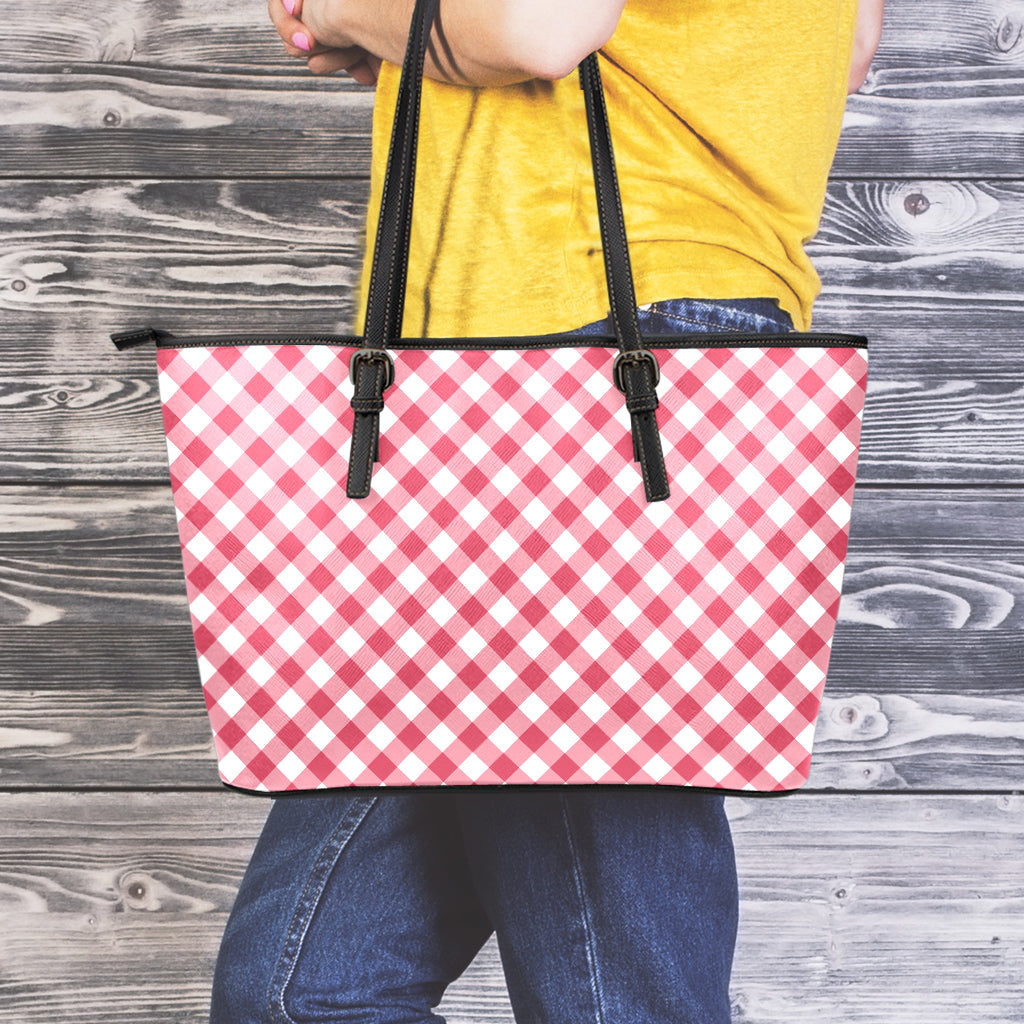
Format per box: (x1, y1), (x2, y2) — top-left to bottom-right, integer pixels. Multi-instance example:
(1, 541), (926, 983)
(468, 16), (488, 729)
(612, 349), (660, 394)
(349, 348), (396, 391)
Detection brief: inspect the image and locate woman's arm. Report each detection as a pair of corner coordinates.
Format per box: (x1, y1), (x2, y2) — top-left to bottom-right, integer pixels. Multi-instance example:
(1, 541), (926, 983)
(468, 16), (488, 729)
(269, 0), (628, 86)
(848, 0), (885, 93)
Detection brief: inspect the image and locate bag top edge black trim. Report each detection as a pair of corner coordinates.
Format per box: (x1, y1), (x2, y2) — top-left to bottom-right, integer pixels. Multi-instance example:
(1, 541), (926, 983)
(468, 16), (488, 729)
(112, 329), (868, 352)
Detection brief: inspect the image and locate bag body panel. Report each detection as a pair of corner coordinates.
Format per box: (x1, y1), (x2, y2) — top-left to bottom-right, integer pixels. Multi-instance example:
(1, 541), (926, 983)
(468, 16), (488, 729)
(156, 339), (867, 793)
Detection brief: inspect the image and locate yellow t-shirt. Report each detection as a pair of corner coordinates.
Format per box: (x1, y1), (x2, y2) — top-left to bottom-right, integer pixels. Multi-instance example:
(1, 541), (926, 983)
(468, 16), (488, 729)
(358, 0), (857, 335)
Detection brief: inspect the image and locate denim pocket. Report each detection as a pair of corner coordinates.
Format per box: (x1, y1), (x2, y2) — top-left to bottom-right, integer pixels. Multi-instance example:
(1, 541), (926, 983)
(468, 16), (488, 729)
(564, 296), (793, 338)
(640, 296), (793, 335)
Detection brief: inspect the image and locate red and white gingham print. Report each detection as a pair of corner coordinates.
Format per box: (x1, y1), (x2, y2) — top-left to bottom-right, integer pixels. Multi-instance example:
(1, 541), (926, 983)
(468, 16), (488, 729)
(157, 340), (867, 792)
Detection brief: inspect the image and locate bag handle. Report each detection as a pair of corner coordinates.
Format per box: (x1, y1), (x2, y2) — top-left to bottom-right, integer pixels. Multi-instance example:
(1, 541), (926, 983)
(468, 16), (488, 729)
(347, 0), (669, 502)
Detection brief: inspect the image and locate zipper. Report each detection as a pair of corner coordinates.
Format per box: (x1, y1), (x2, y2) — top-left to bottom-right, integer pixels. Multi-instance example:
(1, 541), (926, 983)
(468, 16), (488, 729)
(112, 327), (868, 353)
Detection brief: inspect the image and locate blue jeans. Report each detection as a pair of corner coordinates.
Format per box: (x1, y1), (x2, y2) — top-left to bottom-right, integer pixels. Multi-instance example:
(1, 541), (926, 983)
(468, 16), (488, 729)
(210, 297), (793, 1024)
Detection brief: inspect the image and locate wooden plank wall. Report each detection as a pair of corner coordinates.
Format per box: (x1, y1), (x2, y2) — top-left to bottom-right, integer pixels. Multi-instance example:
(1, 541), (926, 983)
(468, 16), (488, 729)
(1, 1), (1022, 1021)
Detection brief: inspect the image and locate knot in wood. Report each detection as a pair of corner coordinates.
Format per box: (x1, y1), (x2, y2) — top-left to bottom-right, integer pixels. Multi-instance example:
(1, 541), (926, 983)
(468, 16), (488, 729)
(103, 110), (122, 128)
(996, 15), (1022, 53)
(11, 280), (26, 292)
(839, 705), (858, 724)
(729, 993), (750, 1020)
(904, 193), (930, 217)
(120, 871), (155, 908)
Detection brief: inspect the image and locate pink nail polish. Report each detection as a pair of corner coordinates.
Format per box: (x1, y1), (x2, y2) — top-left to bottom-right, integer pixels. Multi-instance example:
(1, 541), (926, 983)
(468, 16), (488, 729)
(282, 0), (296, 14)
(292, 31), (311, 51)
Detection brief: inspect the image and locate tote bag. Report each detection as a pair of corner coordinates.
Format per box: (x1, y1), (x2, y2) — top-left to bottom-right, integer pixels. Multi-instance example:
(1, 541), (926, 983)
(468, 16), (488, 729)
(114, 0), (868, 792)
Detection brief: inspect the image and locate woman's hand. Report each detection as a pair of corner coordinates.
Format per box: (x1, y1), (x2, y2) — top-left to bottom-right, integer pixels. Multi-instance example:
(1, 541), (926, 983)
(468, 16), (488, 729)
(268, 0), (627, 87)
(268, 0), (382, 85)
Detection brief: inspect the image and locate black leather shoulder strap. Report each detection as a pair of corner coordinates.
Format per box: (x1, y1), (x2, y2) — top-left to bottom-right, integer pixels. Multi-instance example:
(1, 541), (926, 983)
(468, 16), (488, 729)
(579, 53), (668, 501)
(347, 0), (439, 499)
(348, 0), (669, 502)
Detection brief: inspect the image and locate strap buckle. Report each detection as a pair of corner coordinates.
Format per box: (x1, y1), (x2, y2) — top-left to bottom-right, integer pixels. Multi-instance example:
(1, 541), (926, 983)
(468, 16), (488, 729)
(349, 347), (396, 391)
(612, 349), (660, 394)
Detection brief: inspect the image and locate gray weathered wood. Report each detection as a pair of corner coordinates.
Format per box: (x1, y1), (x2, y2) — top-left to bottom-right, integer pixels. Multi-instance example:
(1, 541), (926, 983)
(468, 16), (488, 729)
(2, 486), (1023, 625)
(836, 71), (1024, 178)
(814, 181), (1024, 297)
(0, 791), (260, 1024)
(2, 359), (1022, 483)
(0, 63), (1021, 177)
(1, 625), (1021, 791)
(0, 627), (217, 789)
(1, 486), (1021, 790)
(0, 178), (368, 335)
(1, 792), (1021, 1024)
(0, 64), (369, 176)
(2, 2), (1022, 1021)
(0, 487), (189, 626)
(0, 0), (292, 68)
(1, 178), (1022, 483)
(0, 67), (375, 178)
(4, 301), (1018, 374)
(4, 0), (1019, 71)
(5, 178), (1022, 323)
(724, 792), (1024, 1024)
(873, 0), (1024, 69)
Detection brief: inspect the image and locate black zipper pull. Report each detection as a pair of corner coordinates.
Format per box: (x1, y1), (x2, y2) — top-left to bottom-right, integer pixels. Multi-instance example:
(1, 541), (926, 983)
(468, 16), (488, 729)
(110, 327), (175, 351)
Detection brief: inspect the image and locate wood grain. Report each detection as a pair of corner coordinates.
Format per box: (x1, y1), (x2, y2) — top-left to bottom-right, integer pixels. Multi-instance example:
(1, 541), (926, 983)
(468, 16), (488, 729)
(2, 486), (1023, 625)
(813, 180), (1024, 300)
(0, 791), (260, 1024)
(0, 0), (1018, 182)
(873, 0), (1024, 69)
(6, 179), (1023, 324)
(0, 67), (375, 178)
(0, 65), (370, 177)
(1, 625), (1021, 792)
(1, 179), (1022, 483)
(0, 0), (287, 67)
(0, 487), (188, 626)
(4, 302), (1018, 374)
(1, 3), (1020, 1023)
(5, 0), (1022, 70)
(1, 792), (1021, 1024)
(2, 360), (1022, 483)
(1, 484), (1021, 791)
(835, 72), (1024, 178)
(0, 179), (367, 324)
(725, 792), (1024, 1024)
(0, 61), (1021, 177)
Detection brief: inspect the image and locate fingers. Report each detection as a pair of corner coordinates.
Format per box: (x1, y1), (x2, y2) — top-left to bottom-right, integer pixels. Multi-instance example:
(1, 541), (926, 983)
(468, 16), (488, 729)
(268, 0), (322, 58)
(307, 49), (380, 84)
(268, 0), (377, 82)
